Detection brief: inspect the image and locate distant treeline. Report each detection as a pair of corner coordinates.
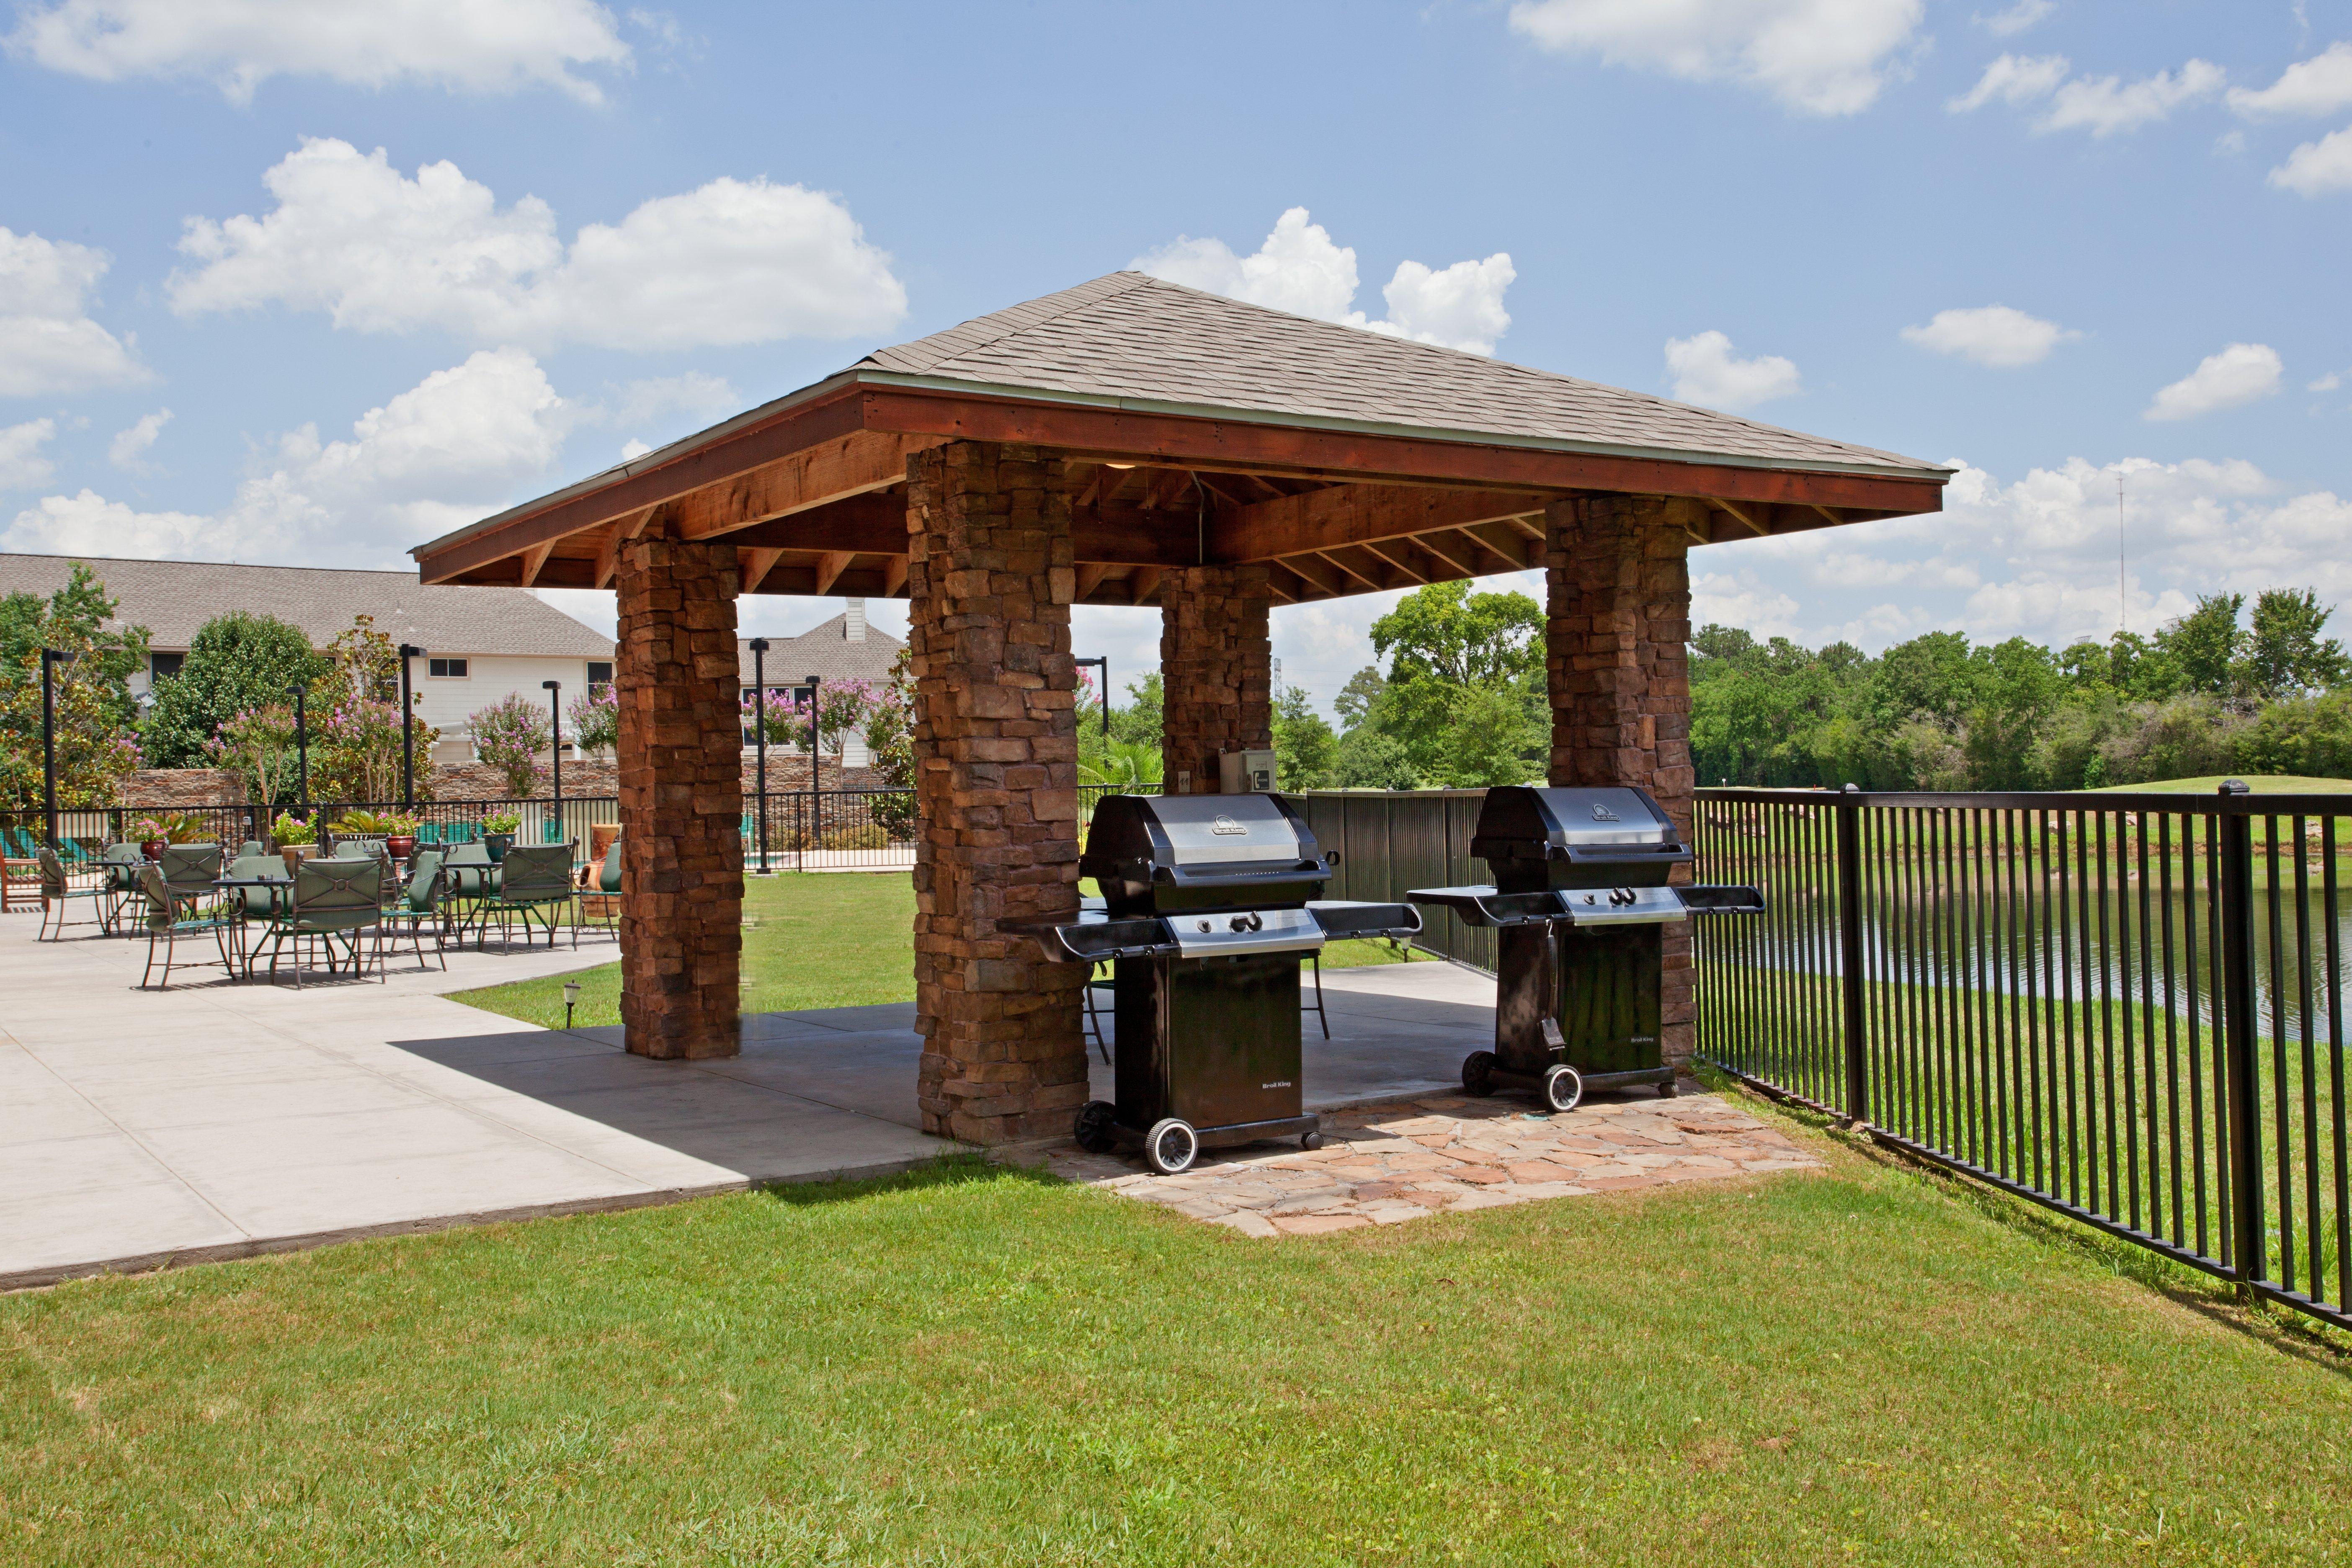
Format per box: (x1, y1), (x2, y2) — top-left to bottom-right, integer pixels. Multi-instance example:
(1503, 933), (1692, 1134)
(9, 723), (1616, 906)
(1693, 588), (2352, 790)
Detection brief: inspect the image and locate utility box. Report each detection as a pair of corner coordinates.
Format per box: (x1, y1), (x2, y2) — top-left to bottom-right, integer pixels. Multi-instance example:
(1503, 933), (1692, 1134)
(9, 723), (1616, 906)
(1218, 749), (1277, 794)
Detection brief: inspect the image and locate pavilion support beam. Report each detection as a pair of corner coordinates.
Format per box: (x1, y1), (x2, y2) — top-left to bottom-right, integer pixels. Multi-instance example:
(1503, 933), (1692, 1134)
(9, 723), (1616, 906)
(906, 440), (1086, 1145)
(1159, 562), (1272, 795)
(1544, 493), (1695, 1069)
(614, 517), (743, 1061)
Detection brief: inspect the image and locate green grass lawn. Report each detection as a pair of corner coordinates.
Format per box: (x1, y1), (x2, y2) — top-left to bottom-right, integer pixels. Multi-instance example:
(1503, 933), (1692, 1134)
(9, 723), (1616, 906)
(2096, 774), (2352, 794)
(453, 872), (1414, 1032)
(6, 1104), (2349, 1565)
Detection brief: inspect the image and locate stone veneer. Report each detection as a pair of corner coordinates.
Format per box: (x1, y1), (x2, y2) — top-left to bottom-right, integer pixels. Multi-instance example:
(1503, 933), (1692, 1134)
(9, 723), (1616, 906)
(905, 441), (1086, 1142)
(1158, 562), (1272, 794)
(1545, 493), (1697, 1065)
(613, 517), (744, 1060)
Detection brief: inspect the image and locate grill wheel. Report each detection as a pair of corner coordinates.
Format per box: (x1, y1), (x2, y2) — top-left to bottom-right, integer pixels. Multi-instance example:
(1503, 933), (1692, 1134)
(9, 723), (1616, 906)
(1542, 1064), (1585, 1114)
(1461, 1050), (1498, 1097)
(1145, 1117), (1199, 1175)
(1074, 1100), (1118, 1155)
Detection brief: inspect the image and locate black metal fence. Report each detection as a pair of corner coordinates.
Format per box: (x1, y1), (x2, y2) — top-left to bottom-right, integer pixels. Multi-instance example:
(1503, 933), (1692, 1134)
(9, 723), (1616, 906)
(1285, 789), (1493, 968)
(1694, 784), (2352, 1333)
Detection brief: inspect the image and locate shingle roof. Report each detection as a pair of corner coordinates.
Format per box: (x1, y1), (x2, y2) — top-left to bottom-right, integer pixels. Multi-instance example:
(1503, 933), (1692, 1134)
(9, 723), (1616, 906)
(737, 612), (903, 686)
(854, 271), (1939, 479)
(0, 552), (613, 657)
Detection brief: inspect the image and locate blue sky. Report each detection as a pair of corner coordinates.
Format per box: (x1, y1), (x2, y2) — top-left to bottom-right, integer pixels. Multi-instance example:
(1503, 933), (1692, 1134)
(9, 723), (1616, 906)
(3, 0), (2348, 711)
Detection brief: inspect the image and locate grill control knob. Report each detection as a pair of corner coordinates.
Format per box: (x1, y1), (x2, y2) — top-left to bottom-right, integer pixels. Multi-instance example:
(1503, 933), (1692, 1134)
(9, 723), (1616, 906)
(1583, 893), (1597, 905)
(1197, 920), (1212, 932)
(1230, 915), (1250, 931)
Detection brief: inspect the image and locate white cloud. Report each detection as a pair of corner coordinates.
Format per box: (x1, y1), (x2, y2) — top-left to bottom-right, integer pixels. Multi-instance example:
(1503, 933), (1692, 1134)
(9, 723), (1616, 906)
(619, 438), (654, 461)
(2269, 125), (2352, 195)
(169, 138), (907, 352)
(1507, 0), (1925, 117)
(107, 407), (172, 469)
(2144, 343), (2284, 421)
(2228, 41), (2352, 118)
(1899, 304), (2079, 368)
(6, 0), (631, 106)
(1135, 208), (1514, 355)
(2311, 371), (2344, 393)
(0, 419), (57, 491)
(1950, 53), (2226, 135)
(0, 227), (152, 397)
(1975, 0), (2052, 36)
(4, 347), (572, 562)
(1663, 330), (1801, 409)
(601, 371), (736, 429)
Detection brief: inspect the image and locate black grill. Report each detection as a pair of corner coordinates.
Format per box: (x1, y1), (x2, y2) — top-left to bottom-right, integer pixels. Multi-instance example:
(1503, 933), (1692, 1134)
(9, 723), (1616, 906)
(1409, 785), (1762, 1112)
(1006, 793), (1419, 1173)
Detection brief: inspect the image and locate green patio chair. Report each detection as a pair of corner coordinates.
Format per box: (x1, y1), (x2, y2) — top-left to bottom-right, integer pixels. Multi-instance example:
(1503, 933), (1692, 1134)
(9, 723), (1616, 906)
(442, 839), (499, 906)
(378, 848), (448, 972)
(468, 842), (575, 951)
(157, 844), (224, 919)
(259, 857), (387, 987)
(35, 847), (107, 940)
(137, 862), (235, 989)
(222, 852), (291, 975)
(236, 839), (265, 860)
(95, 842), (147, 933)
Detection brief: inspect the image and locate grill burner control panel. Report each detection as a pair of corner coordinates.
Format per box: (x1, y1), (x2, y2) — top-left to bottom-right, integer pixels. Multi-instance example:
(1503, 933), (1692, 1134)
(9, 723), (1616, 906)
(1173, 905), (1324, 958)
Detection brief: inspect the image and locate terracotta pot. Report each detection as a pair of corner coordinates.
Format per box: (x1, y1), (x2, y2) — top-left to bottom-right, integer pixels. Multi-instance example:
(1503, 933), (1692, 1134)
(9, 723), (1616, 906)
(140, 839), (165, 860)
(386, 835), (416, 860)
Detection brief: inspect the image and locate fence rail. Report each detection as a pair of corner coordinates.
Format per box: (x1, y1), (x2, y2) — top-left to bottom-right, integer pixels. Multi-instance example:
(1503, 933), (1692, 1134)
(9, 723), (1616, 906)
(1695, 784), (2352, 1333)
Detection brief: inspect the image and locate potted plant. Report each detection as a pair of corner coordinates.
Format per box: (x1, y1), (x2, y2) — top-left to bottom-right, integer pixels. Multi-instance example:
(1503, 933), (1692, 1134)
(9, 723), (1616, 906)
(130, 812), (209, 858)
(482, 809), (522, 862)
(383, 813), (420, 861)
(271, 810), (317, 870)
(130, 815), (168, 861)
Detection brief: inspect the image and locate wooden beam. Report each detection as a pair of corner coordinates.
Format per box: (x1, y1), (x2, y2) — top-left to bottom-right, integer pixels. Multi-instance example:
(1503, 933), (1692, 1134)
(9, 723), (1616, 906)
(1322, 544), (1398, 591)
(1277, 552), (1349, 596)
(1127, 565), (1162, 606)
(1213, 483), (1555, 564)
(676, 429), (939, 542)
(740, 546), (787, 593)
(519, 539), (557, 587)
(1359, 536), (1432, 585)
(591, 524), (622, 589)
(1265, 566), (1299, 604)
(1710, 497), (1771, 537)
(812, 551), (856, 596)
(1810, 503), (1843, 527)
(1413, 529), (1484, 578)
(1075, 562), (1111, 599)
(1463, 520), (1536, 570)
(881, 556), (908, 597)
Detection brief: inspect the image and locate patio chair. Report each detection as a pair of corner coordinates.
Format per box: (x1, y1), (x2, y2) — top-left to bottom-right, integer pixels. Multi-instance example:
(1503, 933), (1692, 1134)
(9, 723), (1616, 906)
(379, 848), (448, 972)
(442, 839), (498, 911)
(1, 832), (38, 914)
(237, 840), (265, 860)
(35, 847), (107, 940)
(575, 836), (623, 939)
(222, 852), (292, 977)
(95, 842), (147, 933)
(467, 842), (576, 950)
(136, 862), (236, 990)
(157, 844), (225, 918)
(258, 857), (387, 987)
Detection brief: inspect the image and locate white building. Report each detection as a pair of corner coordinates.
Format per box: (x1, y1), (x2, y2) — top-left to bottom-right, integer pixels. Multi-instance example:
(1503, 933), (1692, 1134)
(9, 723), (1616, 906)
(0, 552), (613, 764)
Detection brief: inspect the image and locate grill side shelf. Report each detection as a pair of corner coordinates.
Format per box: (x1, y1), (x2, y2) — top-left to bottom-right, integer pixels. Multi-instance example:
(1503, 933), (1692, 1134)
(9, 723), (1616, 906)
(1404, 886), (1562, 928)
(1000, 916), (1177, 962)
(1677, 884), (1767, 915)
(1307, 900), (1425, 941)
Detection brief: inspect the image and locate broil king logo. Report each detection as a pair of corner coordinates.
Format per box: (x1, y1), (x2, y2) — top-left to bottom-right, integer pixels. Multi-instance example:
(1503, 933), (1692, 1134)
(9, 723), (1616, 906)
(1590, 802), (1620, 822)
(1210, 815), (1246, 836)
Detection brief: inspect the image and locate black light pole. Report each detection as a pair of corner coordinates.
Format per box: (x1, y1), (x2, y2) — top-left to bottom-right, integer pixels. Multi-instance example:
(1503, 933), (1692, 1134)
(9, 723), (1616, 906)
(1075, 656), (1110, 735)
(40, 647), (72, 848)
(286, 683), (309, 813)
(398, 643), (423, 808)
(747, 638), (770, 875)
(543, 679), (562, 836)
(804, 676), (822, 854)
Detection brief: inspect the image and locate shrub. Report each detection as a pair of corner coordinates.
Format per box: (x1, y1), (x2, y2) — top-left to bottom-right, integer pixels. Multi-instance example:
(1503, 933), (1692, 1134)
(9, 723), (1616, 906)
(468, 694), (547, 797)
(143, 612), (330, 770)
(2099, 696), (2249, 784)
(2232, 690), (2352, 779)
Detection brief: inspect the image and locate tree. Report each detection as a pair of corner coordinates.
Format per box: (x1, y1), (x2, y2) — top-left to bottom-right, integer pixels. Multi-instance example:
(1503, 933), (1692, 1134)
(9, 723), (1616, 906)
(1372, 580), (1542, 688)
(468, 692), (547, 796)
(1867, 631), (1978, 730)
(144, 612), (330, 769)
(2159, 593), (2245, 699)
(1369, 582), (1546, 786)
(1332, 665), (1386, 730)
(2241, 588), (2347, 700)
(0, 564), (148, 813)
(863, 649), (917, 838)
(1272, 686), (1338, 789)
(1333, 724), (1419, 789)
(203, 704), (300, 806)
(568, 686), (618, 755)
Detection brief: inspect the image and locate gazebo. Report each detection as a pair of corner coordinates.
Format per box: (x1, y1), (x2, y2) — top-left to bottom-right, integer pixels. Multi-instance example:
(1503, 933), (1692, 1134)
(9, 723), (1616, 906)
(411, 271), (1948, 1144)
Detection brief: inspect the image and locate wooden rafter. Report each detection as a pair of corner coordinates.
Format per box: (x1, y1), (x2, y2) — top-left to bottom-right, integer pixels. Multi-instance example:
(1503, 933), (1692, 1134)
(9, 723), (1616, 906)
(1359, 536), (1432, 585)
(812, 551), (856, 596)
(591, 524), (622, 589)
(519, 539), (557, 587)
(1213, 482), (1555, 564)
(1463, 520), (1537, 570)
(881, 556), (909, 597)
(1128, 565), (1163, 606)
(1278, 552), (1349, 597)
(1075, 562), (1111, 599)
(1710, 497), (1770, 537)
(739, 546), (787, 593)
(1320, 545), (1395, 591)
(1413, 529), (1483, 577)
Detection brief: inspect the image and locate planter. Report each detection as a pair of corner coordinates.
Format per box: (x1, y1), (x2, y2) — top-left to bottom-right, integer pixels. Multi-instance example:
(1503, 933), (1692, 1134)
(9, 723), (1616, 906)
(140, 839), (166, 860)
(279, 844), (318, 874)
(386, 835), (417, 861)
(484, 833), (516, 862)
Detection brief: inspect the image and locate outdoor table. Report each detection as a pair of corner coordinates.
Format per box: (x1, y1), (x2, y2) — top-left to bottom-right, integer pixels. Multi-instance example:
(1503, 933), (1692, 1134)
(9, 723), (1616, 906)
(212, 876), (294, 978)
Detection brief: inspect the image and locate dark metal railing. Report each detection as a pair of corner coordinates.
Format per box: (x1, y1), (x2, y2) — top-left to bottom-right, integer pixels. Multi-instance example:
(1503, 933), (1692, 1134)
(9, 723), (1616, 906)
(1694, 784), (2352, 1332)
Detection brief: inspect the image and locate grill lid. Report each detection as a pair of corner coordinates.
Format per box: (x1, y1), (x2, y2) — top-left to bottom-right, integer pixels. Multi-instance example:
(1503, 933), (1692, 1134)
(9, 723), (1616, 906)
(1469, 785), (1688, 864)
(1082, 793), (1325, 877)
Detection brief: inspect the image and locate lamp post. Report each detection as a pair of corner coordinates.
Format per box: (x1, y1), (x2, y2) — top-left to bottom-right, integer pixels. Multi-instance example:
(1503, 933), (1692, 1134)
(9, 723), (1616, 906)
(286, 683), (309, 814)
(40, 647), (73, 848)
(542, 679), (562, 839)
(398, 644), (423, 808)
(1074, 656), (1110, 736)
(803, 675), (822, 867)
(747, 638), (770, 875)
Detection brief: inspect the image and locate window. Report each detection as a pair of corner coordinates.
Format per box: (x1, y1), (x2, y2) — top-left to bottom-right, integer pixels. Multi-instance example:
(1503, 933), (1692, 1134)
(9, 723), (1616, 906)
(149, 651), (184, 680)
(428, 658), (469, 678)
(587, 660), (613, 696)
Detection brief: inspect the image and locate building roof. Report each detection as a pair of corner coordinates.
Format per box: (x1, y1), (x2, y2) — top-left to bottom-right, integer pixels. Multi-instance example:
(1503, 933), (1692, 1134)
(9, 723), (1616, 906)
(853, 271), (1938, 479)
(737, 609), (903, 686)
(0, 552), (613, 657)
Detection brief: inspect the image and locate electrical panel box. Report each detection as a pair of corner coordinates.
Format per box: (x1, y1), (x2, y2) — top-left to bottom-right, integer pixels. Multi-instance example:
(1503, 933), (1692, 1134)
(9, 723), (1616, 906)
(1218, 749), (1278, 794)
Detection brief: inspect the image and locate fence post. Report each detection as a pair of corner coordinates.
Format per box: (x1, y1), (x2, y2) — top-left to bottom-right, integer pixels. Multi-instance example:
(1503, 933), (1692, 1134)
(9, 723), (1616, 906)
(2216, 779), (2265, 1291)
(1836, 784), (1870, 1127)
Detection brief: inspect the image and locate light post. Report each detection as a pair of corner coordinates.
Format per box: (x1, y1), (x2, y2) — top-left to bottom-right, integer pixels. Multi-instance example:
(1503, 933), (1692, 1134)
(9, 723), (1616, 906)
(40, 647), (73, 848)
(398, 644), (423, 808)
(286, 683), (309, 814)
(803, 675), (822, 866)
(1075, 656), (1111, 736)
(542, 679), (562, 842)
(747, 638), (770, 875)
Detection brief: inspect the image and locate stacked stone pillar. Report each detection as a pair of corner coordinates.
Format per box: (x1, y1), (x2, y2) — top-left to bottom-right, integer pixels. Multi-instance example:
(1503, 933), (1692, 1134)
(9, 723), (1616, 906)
(1158, 563), (1273, 793)
(906, 441), (1086, 1142)
(613, 514), (744, 1059)
(1545, 494), (1697, 1065)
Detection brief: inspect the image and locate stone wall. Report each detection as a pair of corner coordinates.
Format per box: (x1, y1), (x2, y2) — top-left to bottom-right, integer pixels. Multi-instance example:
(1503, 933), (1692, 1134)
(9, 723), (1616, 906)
(119, 755), (881, 810)
(614, 519), (744, 1060)
(123, 768), (247, 808)
(906, 440), (1086, 1144)
(1159, 562), (1273, 794)
(1545, 493), (1696, 1065)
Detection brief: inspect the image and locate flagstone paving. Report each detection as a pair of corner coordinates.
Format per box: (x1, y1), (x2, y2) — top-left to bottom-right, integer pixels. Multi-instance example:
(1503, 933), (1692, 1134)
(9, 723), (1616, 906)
(1033, 1091), (1820, 1235)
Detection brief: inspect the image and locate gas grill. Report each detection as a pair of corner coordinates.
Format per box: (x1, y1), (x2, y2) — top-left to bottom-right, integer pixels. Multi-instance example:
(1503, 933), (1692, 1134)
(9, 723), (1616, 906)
(1006, 793), (1420, 1174)
(1408, 785), (1762, 1114)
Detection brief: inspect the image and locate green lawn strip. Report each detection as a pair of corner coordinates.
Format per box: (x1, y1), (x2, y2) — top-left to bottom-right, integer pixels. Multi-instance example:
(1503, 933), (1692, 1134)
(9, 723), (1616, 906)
(6, 1103), (2349, 1565)
(453, 873), (1408, 1033)
(2107, 775), (2352, 795)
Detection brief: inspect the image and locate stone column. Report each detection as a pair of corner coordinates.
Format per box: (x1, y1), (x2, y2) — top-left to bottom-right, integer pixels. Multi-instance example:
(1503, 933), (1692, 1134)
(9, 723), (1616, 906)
(906, 441), (1086, 1143)
(1545, 494), (1697, 1064)
(614, 515), (743, 1060)
(1159, 563), (1273, 793)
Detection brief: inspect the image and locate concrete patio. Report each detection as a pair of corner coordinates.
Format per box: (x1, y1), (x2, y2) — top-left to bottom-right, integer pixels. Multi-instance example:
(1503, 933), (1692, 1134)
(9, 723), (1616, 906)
(1, 906), (1504, 1289)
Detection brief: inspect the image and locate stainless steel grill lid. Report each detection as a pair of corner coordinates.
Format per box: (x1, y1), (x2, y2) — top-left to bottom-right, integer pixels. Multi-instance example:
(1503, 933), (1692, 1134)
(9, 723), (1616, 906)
(1469, 785), (1692, 892)
(1081, 792), (1329, 909)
